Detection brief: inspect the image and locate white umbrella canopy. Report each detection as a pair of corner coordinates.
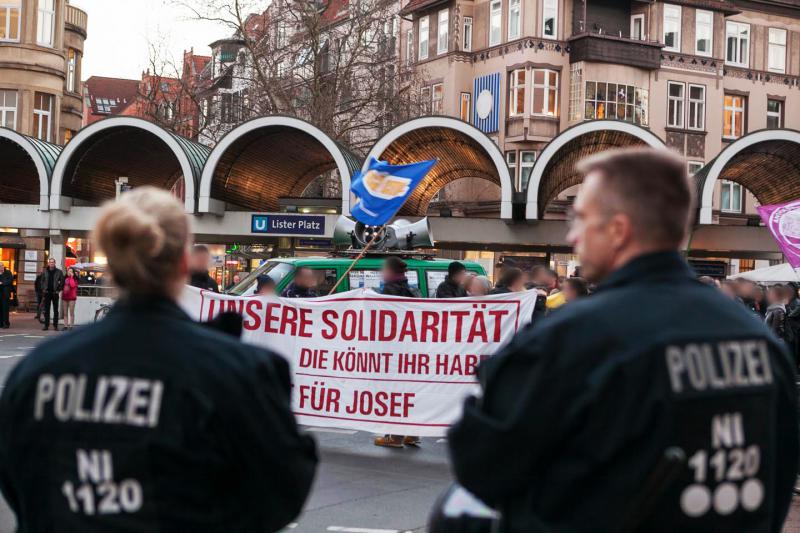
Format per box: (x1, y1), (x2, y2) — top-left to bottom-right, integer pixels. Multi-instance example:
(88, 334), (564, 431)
(728, 263), (800, 283)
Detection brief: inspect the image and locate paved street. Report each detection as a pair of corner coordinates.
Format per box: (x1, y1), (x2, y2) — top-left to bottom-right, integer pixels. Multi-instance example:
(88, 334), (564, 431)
(1, 312), (800, 533)
(0, 313), (450, 533)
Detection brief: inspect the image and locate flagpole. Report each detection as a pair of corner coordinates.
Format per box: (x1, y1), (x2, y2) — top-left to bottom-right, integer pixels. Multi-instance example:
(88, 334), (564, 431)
(327, 228), (383, 296)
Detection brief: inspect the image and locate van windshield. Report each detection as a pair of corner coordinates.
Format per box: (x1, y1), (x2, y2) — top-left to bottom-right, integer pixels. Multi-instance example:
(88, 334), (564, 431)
(226, 261), (294, 296)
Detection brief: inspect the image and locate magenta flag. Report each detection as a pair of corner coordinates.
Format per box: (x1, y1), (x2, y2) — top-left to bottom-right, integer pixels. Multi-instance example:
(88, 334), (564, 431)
(757, 200), (800, 268)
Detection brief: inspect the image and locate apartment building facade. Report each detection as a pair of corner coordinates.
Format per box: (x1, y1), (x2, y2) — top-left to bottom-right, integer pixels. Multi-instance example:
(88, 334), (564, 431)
(0, 0), (87, 145)
(400, 0), (800, 227)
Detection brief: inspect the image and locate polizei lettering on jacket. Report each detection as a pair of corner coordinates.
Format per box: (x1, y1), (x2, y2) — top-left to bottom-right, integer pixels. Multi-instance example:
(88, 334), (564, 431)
(34, 374), (164, 428)
(665, 340), (773, 393)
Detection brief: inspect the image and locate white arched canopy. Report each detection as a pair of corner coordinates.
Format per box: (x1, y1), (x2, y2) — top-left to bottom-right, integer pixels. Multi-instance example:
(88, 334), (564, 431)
(364, 116), (514, 219)
(698, 129), (800, 224)
(50, 117), (208, 213)
(0, 128), (60, 210)
(526, 120), (665, 219)
(198, 116), (360, 215)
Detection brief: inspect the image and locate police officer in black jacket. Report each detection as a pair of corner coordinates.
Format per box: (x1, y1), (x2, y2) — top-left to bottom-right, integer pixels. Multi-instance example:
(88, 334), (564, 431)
(0, 187), (317, 533)
(448, 149), (799, 532)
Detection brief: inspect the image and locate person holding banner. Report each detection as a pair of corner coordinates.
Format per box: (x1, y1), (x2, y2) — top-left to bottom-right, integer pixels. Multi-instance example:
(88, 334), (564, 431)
(0, 187), (317, 533)
(447, 148), (798, 532)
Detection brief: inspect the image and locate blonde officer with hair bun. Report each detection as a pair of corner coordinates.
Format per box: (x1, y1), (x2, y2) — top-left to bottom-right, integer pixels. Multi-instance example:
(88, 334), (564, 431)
(0, 187), (318, 533)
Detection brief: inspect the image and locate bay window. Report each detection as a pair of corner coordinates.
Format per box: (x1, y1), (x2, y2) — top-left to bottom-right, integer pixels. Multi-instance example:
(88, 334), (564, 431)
(33, 92), (53, 142)
(688, 84), (705, 131)
(663, 4), (681, 52)
(508, 0), (520, 40)
(543, 0), (557, 38)
(0, 89), (17, 129)
(509, 69), (525, 116)
(67, 49), (77, 93)
(667, 82), (685, 128)
(584, 81), (648, 126)
(532, 69), (558, 117)
(437, 9), (448, 55)
(0, 0), (20, 41)
(723, 94), (745, 139)
(489, 0), (501, 46)
(418, 16), (429, 60)
(695, 10), (713, 57)
(768, 28), (786, 73)
(726, 21), (749, 67)
(37, 0), (56, 47)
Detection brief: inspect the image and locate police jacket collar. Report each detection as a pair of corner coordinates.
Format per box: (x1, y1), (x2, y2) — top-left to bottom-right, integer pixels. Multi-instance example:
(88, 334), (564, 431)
(596, 251), (692, 292)
(109, 295), (190, 321)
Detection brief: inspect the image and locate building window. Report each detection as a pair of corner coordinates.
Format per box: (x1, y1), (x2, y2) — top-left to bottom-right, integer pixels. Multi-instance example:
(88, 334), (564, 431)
(37, 0), (55, 47)
(0, 89), (16, 129)
(0, 0), (20, 41)
(64, 129), (74, 144)
(508, 0), (520, 40)
(688, 84), (705, 131)
(532, 69), (558, 117)
(768, 28), (786, 73)
(723, 94), (745, 139)
(695, 10), (713, 57)
(460, 92), (471, 122)
(688, 161), (704, 176)
(767, 99), (783, 129)
(509, 69), (525, 116)
(726, 21), (749, 67)
(630, 14), (644, 41)
(420, 86), (431, 113)
(663, 4), (681, 52)
(519, 151), (535, 191)
(66, 49), (77, 93)
(568, 63), (582, 122)
(584, 81), (648, 126)
(543, 0), (557, 38)
(405, 30), (413, 65)
(462, 17), (472, 51)
(276, 21), (287, 48)
(431, 83), (443, 113)
(720, 180), (742, 213)
(437, 9), (449, 55)
(667, 82), (685, 128)
(33, 92), (53, 142)
(506, 151), (517, 183)
(489, 0), (501, 46)
(418, 16), (429, 60)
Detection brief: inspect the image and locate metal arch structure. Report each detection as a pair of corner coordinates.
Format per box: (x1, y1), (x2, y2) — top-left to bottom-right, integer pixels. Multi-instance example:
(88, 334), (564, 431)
(0, 127), (61, 210)
(525, 120), (665, 219)
(50, 117), (210, 213)
(198, 116), (361, 216)
(363, 116), (514, 219)
(697, 129), (800, 224)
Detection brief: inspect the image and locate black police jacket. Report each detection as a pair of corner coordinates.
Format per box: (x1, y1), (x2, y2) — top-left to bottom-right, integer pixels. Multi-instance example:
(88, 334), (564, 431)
(0, 297), (318, 533)
(449, 252), (799, 533)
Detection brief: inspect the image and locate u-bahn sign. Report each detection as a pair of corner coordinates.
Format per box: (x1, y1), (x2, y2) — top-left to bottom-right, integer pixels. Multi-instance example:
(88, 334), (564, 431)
(251, 214), (326, 236)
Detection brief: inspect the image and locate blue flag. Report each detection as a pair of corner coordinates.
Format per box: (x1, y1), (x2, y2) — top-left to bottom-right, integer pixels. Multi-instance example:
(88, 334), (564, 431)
(350, 158), (436, 226)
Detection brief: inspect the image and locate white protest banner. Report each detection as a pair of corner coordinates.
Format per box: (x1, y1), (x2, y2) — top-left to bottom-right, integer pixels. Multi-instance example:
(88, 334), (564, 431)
(180, 287), (537, 436)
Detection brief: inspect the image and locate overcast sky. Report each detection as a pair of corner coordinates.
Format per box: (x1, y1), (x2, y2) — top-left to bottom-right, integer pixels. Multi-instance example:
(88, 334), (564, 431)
(70, 0), (232, 80)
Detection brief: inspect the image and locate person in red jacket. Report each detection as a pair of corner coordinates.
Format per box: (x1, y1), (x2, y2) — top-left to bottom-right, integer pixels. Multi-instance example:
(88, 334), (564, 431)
(61, 267), (78, 329)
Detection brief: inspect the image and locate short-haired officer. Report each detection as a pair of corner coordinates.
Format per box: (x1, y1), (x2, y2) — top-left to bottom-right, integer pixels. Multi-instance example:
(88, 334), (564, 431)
(448, 148), (799, 532)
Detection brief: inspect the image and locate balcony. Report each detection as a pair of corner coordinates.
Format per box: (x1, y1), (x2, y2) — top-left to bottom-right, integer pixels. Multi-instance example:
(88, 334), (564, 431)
(65, 5), (88, 37)
(568, 33), (663, 70)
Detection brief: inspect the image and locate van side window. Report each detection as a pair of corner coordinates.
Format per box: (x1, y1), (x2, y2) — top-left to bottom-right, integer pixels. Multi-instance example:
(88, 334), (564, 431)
(349, 270), (420, 292)
(312, 268), (339, 295)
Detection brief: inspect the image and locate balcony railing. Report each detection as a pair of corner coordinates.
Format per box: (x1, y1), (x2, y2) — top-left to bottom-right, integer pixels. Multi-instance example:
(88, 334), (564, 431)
(65, 5), (88, 36)
(568, 33), (663, 70)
